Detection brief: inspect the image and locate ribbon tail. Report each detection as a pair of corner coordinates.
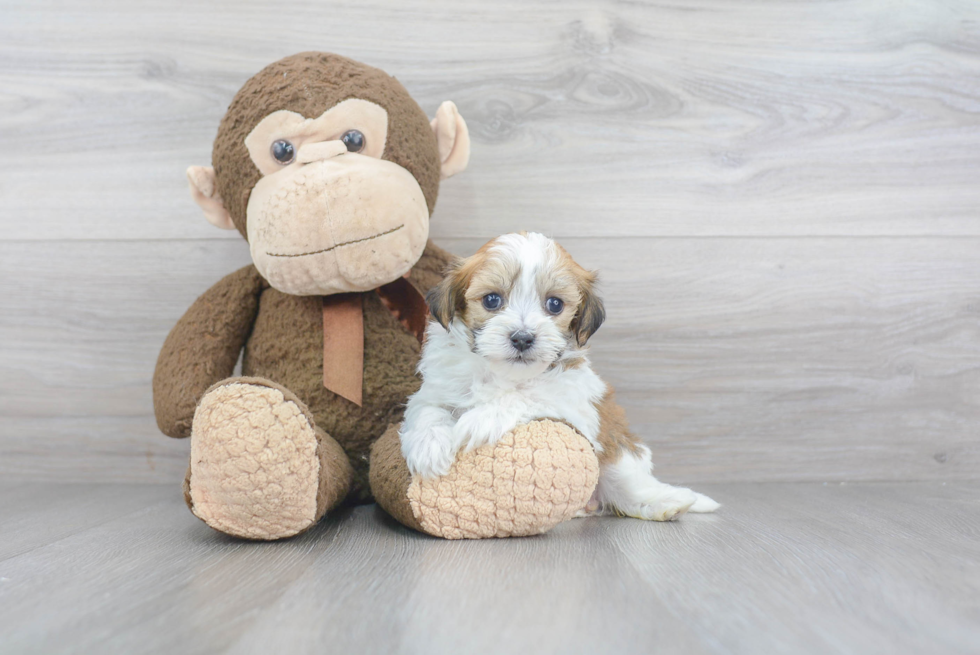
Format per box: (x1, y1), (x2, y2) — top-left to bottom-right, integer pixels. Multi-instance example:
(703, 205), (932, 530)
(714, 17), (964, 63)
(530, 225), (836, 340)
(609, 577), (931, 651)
(322, 293), (364, 406)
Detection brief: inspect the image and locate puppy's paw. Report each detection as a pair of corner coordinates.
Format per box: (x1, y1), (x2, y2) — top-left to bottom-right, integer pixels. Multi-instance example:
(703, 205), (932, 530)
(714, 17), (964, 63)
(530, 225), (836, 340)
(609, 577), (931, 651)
(573, 493), (603, 518)
(401, 425), (457, 479)
(452, 406), (512, 451)
(689, 491), (720, 513)
(621, 487), (697, 522)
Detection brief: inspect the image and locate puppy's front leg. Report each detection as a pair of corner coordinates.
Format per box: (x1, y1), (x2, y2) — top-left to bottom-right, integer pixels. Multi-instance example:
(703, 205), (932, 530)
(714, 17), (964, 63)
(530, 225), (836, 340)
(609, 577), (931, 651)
(400, 405), (465, 478)
(452, 398), (528, 452)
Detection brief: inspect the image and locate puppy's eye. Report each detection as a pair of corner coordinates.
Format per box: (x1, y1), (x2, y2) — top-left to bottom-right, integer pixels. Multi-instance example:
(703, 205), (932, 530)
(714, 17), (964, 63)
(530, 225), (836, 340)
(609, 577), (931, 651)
(341, 130), (365, 153)
(546, 297), (564, 314)
(482, 293), (502, 311)
(270, 139), (295, 164)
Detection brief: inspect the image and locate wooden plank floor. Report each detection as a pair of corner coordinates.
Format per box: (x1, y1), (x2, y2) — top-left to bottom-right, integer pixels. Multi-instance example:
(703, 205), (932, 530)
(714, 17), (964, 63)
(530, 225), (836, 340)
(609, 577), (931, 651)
(1, 481), (977, 654)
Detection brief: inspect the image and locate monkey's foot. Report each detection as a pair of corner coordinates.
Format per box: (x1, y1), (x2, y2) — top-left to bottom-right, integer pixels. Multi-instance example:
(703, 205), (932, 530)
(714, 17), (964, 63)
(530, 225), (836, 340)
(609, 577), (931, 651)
(185, 378), (352, 540)
(370, 419), (600, 539)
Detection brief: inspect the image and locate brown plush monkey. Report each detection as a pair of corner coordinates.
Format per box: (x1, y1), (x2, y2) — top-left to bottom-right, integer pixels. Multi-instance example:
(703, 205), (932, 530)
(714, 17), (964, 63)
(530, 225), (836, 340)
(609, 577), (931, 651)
(154, 52), (597, 540)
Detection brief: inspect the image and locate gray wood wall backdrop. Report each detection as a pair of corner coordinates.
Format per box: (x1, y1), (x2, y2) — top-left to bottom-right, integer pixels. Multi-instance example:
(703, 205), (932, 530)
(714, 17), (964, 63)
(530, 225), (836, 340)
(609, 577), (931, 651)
(1, 0), (978, 485)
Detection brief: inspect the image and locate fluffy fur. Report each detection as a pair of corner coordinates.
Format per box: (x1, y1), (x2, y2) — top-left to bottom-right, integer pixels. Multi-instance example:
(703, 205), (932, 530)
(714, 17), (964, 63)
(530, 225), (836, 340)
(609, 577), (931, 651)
(400, 232), (719, 521)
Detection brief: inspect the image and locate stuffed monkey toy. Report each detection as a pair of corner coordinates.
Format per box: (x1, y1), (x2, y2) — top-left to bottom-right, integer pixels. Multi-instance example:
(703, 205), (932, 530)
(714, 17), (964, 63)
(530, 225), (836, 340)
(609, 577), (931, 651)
(154, 52), (599, 541)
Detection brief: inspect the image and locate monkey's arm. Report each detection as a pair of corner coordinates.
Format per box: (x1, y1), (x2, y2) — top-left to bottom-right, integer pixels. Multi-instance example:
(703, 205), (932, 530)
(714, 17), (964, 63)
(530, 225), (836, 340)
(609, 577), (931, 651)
(153, 265), (268, 438)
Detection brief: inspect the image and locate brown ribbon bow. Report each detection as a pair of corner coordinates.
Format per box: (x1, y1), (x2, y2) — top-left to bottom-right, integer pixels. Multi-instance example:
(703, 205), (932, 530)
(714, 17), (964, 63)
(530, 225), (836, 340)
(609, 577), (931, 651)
(322, 275), (428, 406)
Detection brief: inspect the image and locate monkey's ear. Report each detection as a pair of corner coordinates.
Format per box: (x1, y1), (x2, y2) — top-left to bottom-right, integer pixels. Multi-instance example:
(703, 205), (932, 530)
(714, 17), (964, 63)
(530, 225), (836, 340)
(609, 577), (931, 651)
(187, 166), (236, 230)
(430, 101), (471, 180)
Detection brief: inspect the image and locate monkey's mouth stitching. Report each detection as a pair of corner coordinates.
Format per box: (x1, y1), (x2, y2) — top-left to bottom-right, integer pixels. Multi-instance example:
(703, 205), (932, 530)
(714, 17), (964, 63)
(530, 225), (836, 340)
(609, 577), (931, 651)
(265, 224), (405, 258)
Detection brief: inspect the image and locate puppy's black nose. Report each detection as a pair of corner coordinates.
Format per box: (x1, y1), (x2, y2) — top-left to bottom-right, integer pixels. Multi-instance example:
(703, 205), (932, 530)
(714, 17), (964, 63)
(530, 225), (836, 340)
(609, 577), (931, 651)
(510, 330), (535, 352)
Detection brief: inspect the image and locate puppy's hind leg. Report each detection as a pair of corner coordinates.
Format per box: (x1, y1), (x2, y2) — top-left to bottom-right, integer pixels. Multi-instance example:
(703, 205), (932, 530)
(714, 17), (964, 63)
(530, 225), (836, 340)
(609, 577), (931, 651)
(689, 491), (721, 513)
(596, 445), (718, 521)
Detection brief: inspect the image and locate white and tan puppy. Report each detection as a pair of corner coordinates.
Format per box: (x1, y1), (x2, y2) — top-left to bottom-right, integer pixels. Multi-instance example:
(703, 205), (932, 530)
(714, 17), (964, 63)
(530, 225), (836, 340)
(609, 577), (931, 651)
(400, 232), (718, 521)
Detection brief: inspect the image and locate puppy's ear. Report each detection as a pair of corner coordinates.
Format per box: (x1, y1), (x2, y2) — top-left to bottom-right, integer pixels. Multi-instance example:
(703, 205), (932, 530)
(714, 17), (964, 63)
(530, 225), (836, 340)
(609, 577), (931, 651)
(573, 275), (605, 346)
(426, 259), (467, 330)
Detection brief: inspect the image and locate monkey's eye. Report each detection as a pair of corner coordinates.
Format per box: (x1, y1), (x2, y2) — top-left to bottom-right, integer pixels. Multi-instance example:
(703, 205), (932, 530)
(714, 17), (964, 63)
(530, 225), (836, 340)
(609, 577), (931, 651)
(546, 297), (564, 315)
(341, 130), (365, 153)
(482, 293), (502, 311)
(270, 139), (295, 164)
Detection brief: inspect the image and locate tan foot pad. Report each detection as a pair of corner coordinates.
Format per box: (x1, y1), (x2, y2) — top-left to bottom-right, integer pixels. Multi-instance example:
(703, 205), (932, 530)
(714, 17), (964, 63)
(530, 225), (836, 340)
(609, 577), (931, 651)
(189, 383), (319, 540)
(407, 421), (600, 539)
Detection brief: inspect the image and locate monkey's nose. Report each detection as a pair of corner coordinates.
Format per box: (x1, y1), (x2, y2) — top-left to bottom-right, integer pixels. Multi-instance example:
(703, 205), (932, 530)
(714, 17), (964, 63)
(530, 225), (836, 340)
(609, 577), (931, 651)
(297, 140), (347, 164)
(510, 330), (535, 352)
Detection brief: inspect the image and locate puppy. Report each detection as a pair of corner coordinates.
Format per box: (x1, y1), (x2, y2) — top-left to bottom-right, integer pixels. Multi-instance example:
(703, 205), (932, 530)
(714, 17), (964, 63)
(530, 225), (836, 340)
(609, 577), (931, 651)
(400, 232), (718, 521)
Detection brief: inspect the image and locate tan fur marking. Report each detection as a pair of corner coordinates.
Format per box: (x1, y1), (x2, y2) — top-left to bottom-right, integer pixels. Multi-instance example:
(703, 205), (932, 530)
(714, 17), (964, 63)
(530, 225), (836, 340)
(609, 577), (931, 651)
(542, 242), (603, 346)
(594, 385), (643, 466)
(460, 242), (522, 331)
(537, 274), (583, 336)
(554, 355), (587, 371)
(427, 240), (496, 329)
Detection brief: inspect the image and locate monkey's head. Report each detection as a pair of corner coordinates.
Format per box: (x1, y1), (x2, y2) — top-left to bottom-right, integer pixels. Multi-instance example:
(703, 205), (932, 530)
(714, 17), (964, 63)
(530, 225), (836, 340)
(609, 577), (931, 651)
(187, 52), (470, 295)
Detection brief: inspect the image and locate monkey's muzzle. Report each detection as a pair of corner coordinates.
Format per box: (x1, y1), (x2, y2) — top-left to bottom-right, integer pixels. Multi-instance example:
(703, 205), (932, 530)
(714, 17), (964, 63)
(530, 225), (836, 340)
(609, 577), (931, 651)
(246, 155), (430, 296)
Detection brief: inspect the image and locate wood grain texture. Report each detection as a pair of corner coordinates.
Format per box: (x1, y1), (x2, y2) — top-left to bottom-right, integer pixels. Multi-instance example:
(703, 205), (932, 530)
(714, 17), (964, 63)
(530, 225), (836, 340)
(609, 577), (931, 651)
(0, 481), (166, 561)
(0, 0), (979, 240)
(2, 237), (977, 484)
(1, 0), (978, 486)
(0, 482), (977, 654)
